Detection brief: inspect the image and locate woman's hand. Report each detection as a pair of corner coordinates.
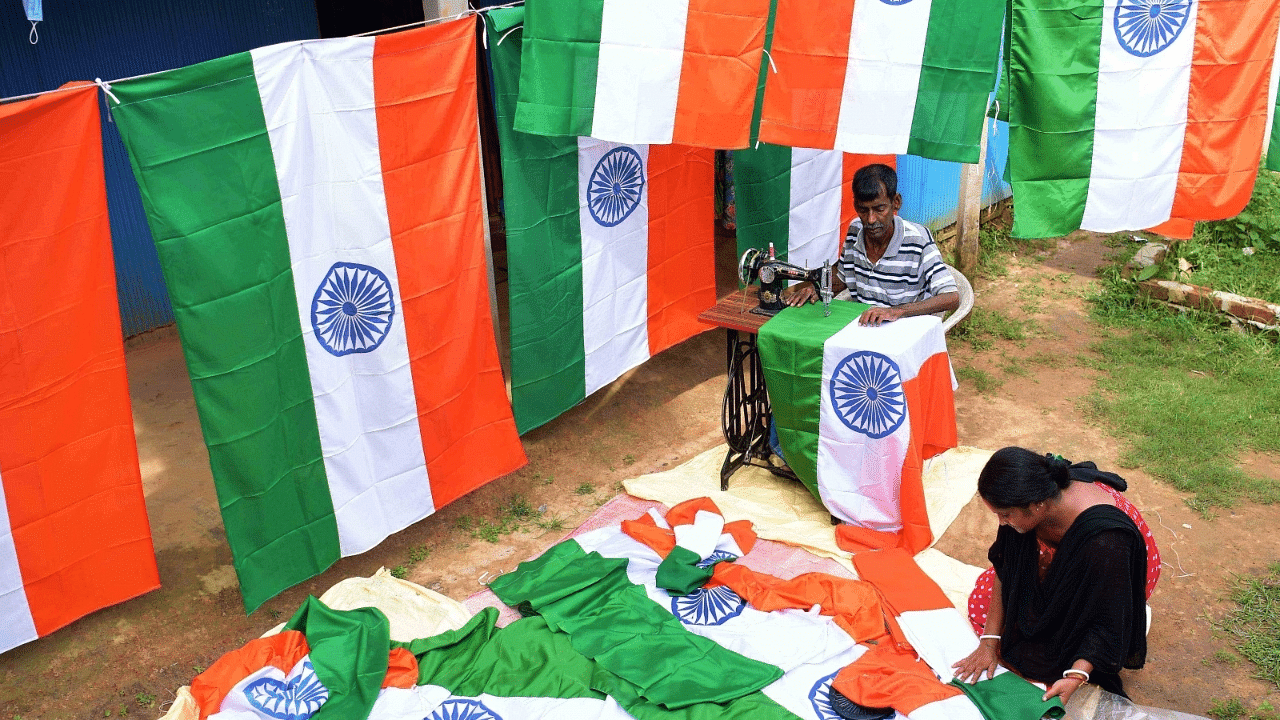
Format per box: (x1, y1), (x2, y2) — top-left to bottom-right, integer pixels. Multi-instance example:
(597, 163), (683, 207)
(1043, 676), (1085, 704)
(951, 640), (1000, 683)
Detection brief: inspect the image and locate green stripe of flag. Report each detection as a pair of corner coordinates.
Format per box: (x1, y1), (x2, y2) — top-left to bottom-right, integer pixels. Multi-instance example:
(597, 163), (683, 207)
(285, 598), (390, 720)
(758, 301), (868, 499)
(488, 9), (588, 434)
(1007, 0), (1104, 239)
(489, 540), (783, 709)
(512, 0), (604, 137)
(748, 0), (780, 146)
(111, 53), (340, 613)
(732, 142), (793, 265)
(402, 608), (802, 720)
(907, 0), (1005, 163)
(1269, 90), (1280, 172)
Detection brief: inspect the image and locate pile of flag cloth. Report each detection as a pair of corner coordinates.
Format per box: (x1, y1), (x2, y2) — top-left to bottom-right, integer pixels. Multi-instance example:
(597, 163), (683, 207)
(180, 499), (1065, 720)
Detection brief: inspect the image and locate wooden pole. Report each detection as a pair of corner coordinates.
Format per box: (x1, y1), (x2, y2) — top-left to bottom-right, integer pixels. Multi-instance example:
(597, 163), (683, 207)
(955, 117), (991, 276)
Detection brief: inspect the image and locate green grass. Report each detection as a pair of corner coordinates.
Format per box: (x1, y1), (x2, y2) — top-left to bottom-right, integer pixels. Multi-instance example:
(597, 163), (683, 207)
(1209, 698), (1280, 720)
(1081, 283), (1280, 509)
(952, 307), (1034, 352)
(973, 222), (1052, 279)
(1177, 243), (1280, 304)
(956, 366), (1002, 395)
(574, 482), (595, 495)
(1220, 563), (1280, 689)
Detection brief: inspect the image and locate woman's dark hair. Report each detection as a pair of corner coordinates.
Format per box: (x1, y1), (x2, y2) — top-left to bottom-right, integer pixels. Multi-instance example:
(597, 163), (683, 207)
(852, 163), (898, 203)
(977, 447), (1073, 509)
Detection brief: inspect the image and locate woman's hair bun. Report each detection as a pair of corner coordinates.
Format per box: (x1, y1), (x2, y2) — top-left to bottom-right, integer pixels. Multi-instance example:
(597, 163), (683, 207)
(1044, 453), (1072, 489)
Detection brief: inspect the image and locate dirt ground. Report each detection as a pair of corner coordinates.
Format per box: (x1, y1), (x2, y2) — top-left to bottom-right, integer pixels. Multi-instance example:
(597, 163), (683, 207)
(2, 230), (1278, 718)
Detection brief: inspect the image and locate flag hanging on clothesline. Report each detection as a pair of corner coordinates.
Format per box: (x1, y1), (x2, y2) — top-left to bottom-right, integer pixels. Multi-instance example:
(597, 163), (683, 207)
(732, 144), (895, 268)
(110, 17), (526, 613)
(511, 0), (772, 148)
(1008, 0), (1280, 239)
(0, 84), (160, 655)
(758, 0), (1004, 163)
(487, 9), (717, 435)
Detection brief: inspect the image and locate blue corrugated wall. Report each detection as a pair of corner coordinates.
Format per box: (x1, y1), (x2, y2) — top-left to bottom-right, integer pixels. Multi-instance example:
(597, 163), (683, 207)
(1, 1), (319, 336)
(897, 117), (1012, 232)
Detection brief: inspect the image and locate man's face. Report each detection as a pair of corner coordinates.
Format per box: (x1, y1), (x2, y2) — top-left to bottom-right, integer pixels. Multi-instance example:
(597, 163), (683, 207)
(854, 187), (902, 244)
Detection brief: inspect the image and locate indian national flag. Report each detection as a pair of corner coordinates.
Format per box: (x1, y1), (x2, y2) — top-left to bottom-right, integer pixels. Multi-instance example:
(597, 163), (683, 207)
(513, 0), (772, 148)
(758, 0), (1004, 163)
(759, 308), (956, 554)
(1009, 0), (1280, 239)
(732, 144), (895, 268)
(488, 9), (717, 434)
(110, 18), (526, 612)
(0, 85), (159, 655)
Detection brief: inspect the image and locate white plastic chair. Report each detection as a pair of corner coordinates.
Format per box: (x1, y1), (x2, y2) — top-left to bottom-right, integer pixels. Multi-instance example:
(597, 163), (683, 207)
(940, 264), (974, 334)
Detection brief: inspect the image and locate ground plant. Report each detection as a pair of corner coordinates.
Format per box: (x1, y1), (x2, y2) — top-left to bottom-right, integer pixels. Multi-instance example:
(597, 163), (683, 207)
(1220, 563), (1280, 689)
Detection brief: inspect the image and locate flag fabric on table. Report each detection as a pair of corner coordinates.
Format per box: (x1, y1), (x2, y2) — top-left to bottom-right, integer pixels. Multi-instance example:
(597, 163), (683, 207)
(758, 0), (1004, 163)
(758, 307), (957, 554)
(110, 18), (526, 612)
(1008, 0), (1280, 239)
(732, 144), (895, 269)
(487, 9), (717, 434)
(512, 0), (772, 148)
(0, 84), (160, 655)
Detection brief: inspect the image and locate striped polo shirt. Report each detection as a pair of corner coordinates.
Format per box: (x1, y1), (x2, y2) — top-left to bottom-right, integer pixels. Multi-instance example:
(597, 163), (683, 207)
(841, 216), (957, 307)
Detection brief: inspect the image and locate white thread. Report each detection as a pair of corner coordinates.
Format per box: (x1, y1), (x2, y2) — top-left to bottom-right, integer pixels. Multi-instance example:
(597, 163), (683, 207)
(497, 25), (522, 47)
(29, 21), (38, 45)
(0, 2), (529, 105)
(477, 10), (489, 49)
(94, 78), (119, 105)
(762, 48), (778, 74)
(1149, 507), (1195, 579)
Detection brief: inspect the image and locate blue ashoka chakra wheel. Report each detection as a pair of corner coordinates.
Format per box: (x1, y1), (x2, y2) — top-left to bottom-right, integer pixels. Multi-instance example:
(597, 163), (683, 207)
(671, 585), (746, 626)
(1114, 0), (1192, 57)
(587, 146), (645, 227)
(829, 351), (906, 439)
(429, 698), (504, 720)
(244, 660), (328, 720)
(311, 262), (396, 357)
(695, 549), (739, 569)
(879, 0), (913, 5)
(809, 670), (843, 720)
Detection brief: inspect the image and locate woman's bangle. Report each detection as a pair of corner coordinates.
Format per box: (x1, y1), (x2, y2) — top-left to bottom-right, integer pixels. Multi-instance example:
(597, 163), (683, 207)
(979, 634), (1001, 641)
(1062, 669), (1090, 683)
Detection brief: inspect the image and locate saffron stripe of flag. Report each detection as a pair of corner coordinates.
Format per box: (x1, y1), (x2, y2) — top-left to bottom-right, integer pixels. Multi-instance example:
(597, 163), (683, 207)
(513, 0), (771, 148)
(758, 0), (1004, 163)
(488, 9), (716, 434)
(111, 18), (525, 612)
(732, 144), (895, 270)
(1009, 0), (1280, 238)
(0, 84), (160, 655)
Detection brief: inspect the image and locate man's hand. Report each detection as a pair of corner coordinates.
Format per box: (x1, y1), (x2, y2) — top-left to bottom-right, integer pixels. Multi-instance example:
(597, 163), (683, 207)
(951, 642), (999, 684)
(857, 306), (905, 326)
(784, 284), (818, 307)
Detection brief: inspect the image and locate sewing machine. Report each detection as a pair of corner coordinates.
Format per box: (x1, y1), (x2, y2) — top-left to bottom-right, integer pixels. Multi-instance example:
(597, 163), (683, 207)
(738, 246), (833, 317)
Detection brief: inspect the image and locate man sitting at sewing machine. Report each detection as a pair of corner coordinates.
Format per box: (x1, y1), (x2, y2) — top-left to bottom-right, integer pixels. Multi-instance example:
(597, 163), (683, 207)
(785, 163), (959, 326)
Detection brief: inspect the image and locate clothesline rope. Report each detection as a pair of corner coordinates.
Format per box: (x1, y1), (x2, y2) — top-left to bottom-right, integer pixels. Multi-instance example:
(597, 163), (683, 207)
(0, 0), (525, 106)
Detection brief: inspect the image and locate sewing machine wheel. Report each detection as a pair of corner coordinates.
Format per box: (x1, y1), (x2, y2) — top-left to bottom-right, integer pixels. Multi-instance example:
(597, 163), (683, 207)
(738, 247), (764, 286)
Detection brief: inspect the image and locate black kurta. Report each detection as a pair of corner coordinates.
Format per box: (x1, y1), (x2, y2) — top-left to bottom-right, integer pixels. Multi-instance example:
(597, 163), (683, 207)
(990, 504), (1148, 697)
